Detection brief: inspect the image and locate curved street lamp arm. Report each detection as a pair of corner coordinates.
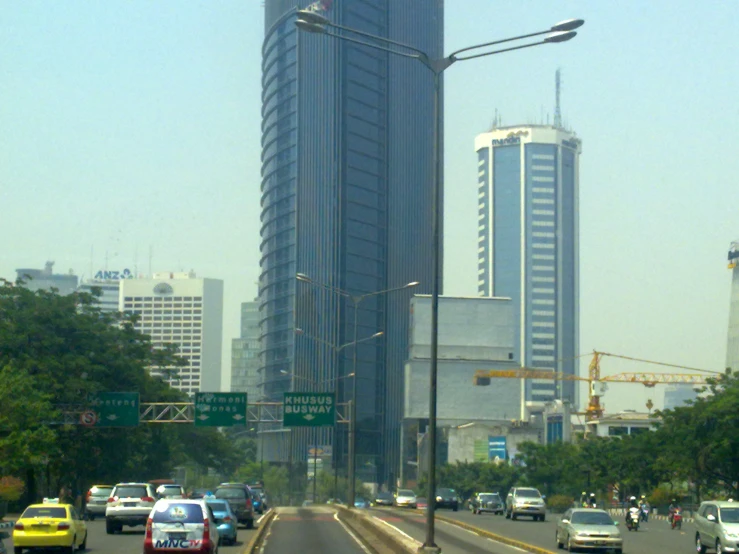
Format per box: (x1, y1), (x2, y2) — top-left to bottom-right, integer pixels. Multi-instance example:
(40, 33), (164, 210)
(295, 330), (340, 351)
(453, 39), (551, 62)
(449, 29), (552, 59)
(337, 332), (384, 351)
(296, 274), (351, 298)
(325, 21), (429, 57)
(356, 283), (419, 303)
(324, 30), (421, 61)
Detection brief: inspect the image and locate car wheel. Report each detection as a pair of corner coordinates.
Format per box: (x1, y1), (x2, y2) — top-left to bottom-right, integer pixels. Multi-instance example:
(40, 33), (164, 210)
(505, 510), (511, 519)
(66, 537), (76, 554)
(79, 530), (88, 551)
(540, 514), (546, 522)
(14, 547), (23, 554)
(246, 519), (254, 530)
(556, 531), (563, 549)
(717, 540), (723, 554)
(696, 534), (706, 554)
(566, 535), (575, 552)
(105, 519), (116, 535)
(512, 512), (518, 521)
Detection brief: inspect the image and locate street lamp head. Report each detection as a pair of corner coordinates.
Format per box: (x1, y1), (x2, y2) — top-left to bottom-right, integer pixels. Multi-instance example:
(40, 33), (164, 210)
(406, 281), (421, 288)
(280, 370), (290, 375)
(545, 30), (577, 43)
(550, 18), (584, 32)
(295, 328), (305, 335)
(296, 9), (331, 26)
(296, 273), (312, 282)
(371, 331), (384, 339)
(295, 19), (327, 34)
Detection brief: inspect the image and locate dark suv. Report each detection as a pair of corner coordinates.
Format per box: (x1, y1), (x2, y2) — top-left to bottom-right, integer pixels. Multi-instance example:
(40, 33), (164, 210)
(214, 483), (255, 529)
(435, 488), (459, 511)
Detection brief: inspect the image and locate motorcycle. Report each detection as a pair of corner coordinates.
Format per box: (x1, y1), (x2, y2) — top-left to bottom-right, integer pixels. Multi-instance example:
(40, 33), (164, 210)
(627, 510), (640, 531)
(671, 509), (683, 530)
(640, 505), (650, 522)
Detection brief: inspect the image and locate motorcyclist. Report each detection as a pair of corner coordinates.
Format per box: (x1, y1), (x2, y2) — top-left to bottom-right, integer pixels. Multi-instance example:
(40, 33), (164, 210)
(580, 491), (588, 508)
(626, 496), (640, 528)
(589, 493), (597, 508)
(668, 499), (681, 524)
(639, 495), (650, 522)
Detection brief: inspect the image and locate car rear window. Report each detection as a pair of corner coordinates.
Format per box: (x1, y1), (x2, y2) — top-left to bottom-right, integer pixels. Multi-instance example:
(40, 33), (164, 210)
(207, 501), (229, 512)
(158, 486), (184, 496)
(216, 488), (246, 499)
(114, 486), (148, 498)
(152, 503), (204, 524)
(90, 487), (113, 497)
(398, 490), (414, 496)
(515, 489), (540, 498)
(23, 507), (67, 519)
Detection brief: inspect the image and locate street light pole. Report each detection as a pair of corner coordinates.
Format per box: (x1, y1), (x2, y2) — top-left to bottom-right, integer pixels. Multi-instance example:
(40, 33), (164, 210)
(295, 12), (583, 551)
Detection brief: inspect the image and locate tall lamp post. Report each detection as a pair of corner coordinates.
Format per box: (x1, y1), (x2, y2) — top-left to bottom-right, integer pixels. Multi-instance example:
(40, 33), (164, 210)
(295, 12), (583, 553)
(296, 273), (418, 509)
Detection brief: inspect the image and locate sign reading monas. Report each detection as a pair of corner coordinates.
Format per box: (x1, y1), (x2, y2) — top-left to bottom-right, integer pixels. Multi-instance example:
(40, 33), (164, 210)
(283, 392), (335, 427)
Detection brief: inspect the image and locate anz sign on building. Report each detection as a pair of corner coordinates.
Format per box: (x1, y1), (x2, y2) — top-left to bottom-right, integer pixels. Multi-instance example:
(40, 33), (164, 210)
(93, 268), (133, 280)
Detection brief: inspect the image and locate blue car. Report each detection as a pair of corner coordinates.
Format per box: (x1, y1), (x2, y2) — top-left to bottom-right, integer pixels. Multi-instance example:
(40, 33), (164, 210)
(354, 498), (370, 509)
(206, 498), (238, 545)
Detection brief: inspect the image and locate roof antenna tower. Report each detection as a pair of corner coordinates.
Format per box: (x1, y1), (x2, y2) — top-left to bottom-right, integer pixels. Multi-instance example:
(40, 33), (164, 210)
(554, 68), (562, 129)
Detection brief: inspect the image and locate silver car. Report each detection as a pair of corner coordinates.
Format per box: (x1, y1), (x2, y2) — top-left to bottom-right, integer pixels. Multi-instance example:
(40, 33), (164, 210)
(105, 482), (158, 534)
(394, 489), (417, 508)
(506, 487), (546, 521)
(695, 500), (739, 553)
(556, 508), (623, 553)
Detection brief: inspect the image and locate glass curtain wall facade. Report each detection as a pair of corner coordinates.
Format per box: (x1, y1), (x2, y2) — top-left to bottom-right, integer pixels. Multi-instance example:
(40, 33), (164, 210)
(260, 0), (442, 486)
(475, 126), (580, 406)
(231, 300), (261, 398)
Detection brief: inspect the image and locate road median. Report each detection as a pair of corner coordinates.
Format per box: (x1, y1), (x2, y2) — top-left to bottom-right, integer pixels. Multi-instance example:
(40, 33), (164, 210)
(335, 506), (419, 553)
(242, 509), (276, 554)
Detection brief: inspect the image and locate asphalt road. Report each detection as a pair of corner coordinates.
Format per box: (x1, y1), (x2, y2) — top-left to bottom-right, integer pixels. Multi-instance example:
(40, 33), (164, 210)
(261, 507), (369, 554)
(1, 515), (259, 554)
(431, 507), (695, 553)
(367, 507), (539, 554)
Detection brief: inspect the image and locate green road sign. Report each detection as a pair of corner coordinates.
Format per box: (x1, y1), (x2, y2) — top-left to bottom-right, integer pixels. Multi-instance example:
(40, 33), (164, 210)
(88, 392), (140, 427)
(283, 393), (335, 427)
(194, 393), (247, 427)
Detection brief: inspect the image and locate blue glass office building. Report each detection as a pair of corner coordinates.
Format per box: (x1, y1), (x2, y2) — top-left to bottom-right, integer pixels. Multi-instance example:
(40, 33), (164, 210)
(259, 0), (443, 486)
(475, 125), (581, 406)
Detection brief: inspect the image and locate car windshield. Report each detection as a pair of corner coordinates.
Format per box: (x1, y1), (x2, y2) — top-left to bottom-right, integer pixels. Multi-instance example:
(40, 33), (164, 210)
(515, 489), (541, 498)
(398, 490), (414, 496)
(206, 501), (229, 512)
(114, 486), (147, 498)
(571, 512), (614, 525)
(480, 494), (500, 501)
(23, 507), (67, 519)
(158, 486), (184, 496)
(721, 507), (739, 523)
(89, 487), (113, 497)
(216, 488), (246, 499)
(152, 503), (204, 524)
(437, 489), (455, 496)
(377, 492), (393, 499)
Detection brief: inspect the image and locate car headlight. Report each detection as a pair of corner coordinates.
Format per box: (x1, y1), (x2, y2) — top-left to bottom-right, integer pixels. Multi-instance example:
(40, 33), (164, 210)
(727, 533), (739, 539)
(436, 496), (442, 501)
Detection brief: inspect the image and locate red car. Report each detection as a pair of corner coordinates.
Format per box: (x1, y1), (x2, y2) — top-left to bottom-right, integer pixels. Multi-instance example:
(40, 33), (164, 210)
(416, 498), (428, 510)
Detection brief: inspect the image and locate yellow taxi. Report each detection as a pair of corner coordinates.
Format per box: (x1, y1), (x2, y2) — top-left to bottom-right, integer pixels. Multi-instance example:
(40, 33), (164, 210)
(12, 503), (87, 553)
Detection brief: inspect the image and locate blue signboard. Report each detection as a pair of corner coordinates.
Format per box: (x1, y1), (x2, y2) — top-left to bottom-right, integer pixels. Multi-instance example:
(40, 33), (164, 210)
(488, 436), (507, 461)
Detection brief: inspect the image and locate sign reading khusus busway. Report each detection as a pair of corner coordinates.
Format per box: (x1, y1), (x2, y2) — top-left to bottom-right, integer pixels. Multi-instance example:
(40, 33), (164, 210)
(283, 393), (335, 427)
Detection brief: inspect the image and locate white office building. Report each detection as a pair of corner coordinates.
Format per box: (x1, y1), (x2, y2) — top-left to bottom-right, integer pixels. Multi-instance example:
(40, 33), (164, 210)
(120, 271), (223, 395)
(475, 124), (581, 404)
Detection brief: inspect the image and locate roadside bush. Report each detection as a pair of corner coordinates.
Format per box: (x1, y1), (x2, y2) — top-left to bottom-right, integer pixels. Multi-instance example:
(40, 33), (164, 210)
(547, 494), (574, 513)
(0, 476), (25, 502)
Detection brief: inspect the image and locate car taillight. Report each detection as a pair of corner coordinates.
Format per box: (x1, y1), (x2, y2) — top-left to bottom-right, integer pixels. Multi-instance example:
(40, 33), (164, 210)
(245, 497), (253, 509)
(14, 522), (24, 530)
(86, 491), (92, 501)
(145, 518), (153, 538)
(107, 497), (117, 503)
(223, 516), (232, 522)
(203, 518), (210, 542)
(141, 496), (155, 503)
(58, 523), (70, 530)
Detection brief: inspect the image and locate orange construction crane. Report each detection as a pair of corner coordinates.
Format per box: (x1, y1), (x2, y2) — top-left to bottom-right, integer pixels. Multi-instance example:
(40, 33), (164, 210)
(473, 351), (719, 421)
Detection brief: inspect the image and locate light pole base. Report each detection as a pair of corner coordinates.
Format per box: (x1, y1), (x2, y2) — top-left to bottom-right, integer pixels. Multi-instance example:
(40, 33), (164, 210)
(417, 546), (441, 554)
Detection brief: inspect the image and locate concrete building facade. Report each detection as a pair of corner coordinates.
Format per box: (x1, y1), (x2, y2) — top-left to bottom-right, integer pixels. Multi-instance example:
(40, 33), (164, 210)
(120, 271), (223, 395)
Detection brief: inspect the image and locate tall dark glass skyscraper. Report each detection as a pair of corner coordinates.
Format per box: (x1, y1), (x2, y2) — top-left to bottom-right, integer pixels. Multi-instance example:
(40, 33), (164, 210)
(259, 0), (443, 486)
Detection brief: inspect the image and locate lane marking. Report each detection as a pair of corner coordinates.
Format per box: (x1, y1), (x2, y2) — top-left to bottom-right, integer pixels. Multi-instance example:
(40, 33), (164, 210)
(257, 509), (271, 524)
(371, 514), (423, 546)
(333, 511), (372, 554)
(488, 537), (528, 553)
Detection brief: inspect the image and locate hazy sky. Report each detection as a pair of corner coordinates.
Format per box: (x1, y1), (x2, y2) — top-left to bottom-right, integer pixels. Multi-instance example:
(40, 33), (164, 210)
(2, 1), (736, 412)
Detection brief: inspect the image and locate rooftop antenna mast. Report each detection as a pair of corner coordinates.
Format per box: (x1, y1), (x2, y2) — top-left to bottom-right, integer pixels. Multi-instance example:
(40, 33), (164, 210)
(554, 68), (562, 129)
